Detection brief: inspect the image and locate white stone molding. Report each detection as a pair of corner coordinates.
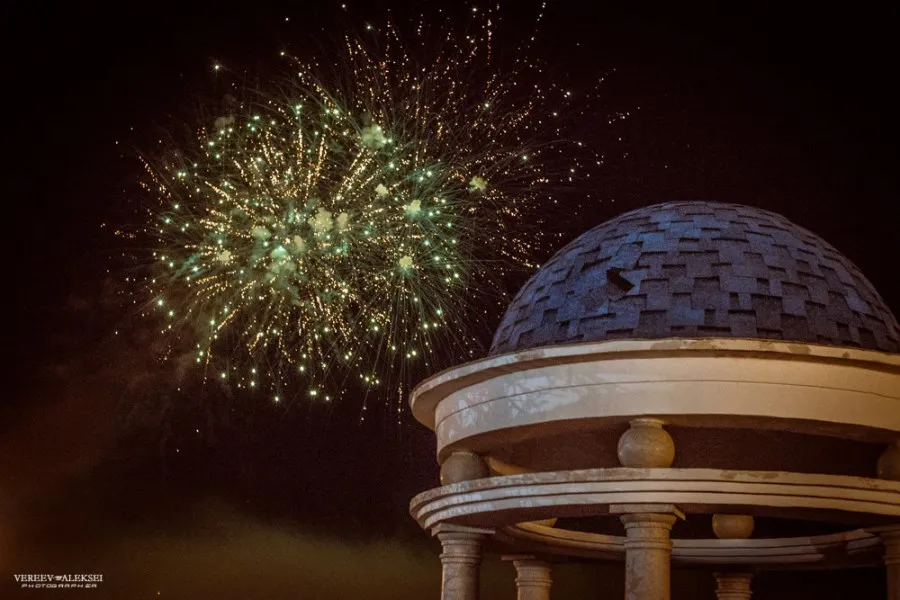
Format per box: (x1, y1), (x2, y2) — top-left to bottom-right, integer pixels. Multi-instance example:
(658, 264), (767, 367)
(411, 468), (900, 531)
(408, 339), (900, 460)
(494, 522), (883, 568)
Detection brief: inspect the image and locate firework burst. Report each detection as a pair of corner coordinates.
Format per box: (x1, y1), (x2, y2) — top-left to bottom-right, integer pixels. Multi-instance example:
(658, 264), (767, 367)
(137, 9), (602, 411)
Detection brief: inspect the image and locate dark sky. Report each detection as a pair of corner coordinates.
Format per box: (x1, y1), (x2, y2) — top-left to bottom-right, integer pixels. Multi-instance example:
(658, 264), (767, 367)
(4, 2), (897, 598)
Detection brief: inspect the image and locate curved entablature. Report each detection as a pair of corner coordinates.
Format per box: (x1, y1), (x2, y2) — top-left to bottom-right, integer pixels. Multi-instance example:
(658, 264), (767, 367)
(410, 468), (900, 532)
(493, 522), (887, 569)
(409, 338), (900, 463)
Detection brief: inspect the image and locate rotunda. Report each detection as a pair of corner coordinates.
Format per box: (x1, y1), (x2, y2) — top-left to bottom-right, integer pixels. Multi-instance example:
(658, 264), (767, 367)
(409, 201), (900, 600)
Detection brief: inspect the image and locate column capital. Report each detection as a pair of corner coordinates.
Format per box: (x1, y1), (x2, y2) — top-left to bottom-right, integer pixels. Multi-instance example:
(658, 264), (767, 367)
(504, 555), (553, 599)
(610, 503), (686, 520)
(874, 525), (900, 539)
(617, 504), (678, 600)
(714, 572), (753, 600)
(431, 523), (495, 538)
(873, 525), (900, 567)
(434, 524), (494, 568)
(505, 555), (553, 570)
(871, 525), (900, 600)
(501, 553), (545, 562)
(435, 524), (490, 600)
(612, 505), (684, 548)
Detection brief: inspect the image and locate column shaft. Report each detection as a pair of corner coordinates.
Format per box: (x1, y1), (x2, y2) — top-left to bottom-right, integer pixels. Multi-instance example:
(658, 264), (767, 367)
(884, 530), (900, 600)
(619, 512), (678, 600)
(438, 530), (486, 600)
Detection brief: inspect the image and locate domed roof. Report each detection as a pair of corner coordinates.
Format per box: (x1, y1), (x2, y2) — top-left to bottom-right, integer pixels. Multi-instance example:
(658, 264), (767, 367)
(491, 201), (899, 355)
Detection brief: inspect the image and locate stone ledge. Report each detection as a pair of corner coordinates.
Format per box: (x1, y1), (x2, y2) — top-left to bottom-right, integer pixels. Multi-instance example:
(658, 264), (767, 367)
(410, 468), (900, 531)
(493, 522), (883, 569)
(411, 338), (900, 432)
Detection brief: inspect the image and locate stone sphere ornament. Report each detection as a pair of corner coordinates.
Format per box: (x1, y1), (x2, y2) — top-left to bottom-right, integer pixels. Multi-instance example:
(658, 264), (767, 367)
(877, 441), (900, 481)
(440, 451), (490, 485)
(617, 418), (676, 468)
(712, 514), (756, 540)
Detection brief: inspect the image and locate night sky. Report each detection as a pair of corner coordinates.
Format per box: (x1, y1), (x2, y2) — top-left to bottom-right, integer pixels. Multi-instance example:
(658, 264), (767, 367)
(5, 2), (898, 598)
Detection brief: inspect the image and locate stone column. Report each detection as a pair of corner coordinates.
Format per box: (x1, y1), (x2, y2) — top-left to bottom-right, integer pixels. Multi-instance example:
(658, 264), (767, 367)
(433, 524), (493, 600)
(612, 504), (683, 600)
(503, 555), (553, 600)
(714, 572), (753, 599)
(878, 443), (900, 600)
(882, 528), (900, 600)
(614, 419), (681, 600)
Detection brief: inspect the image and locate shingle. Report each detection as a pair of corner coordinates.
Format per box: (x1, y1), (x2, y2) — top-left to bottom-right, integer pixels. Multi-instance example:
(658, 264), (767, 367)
(490, 201), (900, 355)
